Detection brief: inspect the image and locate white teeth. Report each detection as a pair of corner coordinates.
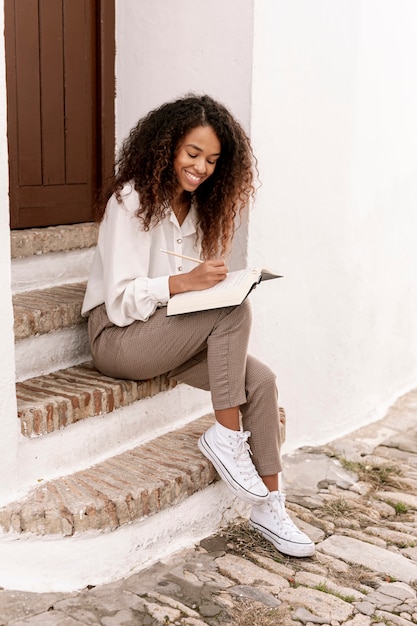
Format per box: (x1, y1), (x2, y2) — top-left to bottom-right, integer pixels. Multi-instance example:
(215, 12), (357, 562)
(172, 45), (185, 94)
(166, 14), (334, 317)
(186, 171), (201, 182)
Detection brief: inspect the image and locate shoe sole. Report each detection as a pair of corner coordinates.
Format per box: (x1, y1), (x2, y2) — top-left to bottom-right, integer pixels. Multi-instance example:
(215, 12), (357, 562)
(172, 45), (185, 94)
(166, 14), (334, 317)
(249, 519), (315, 558)
(198, 433), (269, 505)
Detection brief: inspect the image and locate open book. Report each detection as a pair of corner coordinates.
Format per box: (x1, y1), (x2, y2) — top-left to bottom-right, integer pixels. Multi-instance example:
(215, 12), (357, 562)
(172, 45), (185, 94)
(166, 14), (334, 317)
(166, 267), (282, 316)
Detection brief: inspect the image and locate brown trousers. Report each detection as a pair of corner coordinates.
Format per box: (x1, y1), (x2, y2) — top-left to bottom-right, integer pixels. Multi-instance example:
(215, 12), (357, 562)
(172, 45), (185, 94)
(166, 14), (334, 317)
(88, 299), (282, 475)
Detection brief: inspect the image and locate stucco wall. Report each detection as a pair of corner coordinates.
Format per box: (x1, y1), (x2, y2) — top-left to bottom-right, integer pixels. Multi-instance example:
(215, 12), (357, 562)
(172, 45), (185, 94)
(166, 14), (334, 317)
(115, 0), (254, 143)
(115, 0), (255, 269)
(250, 0), (417, 451)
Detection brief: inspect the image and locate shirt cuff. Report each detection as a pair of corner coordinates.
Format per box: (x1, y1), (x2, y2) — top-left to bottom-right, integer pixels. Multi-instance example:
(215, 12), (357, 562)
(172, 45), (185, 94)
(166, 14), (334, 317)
(148, 275), (170, 306)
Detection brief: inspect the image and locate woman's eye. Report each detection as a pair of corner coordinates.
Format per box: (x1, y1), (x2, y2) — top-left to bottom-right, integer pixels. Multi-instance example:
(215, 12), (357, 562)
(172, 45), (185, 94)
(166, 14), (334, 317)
(187, 152), (197, 158)
(207, 160), (216, 165)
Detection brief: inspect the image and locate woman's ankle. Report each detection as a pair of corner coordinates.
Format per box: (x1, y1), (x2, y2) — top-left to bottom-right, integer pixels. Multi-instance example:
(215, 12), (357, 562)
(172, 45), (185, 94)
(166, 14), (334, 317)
(261, 474), (279, 492)
(214, 407), (240, 431)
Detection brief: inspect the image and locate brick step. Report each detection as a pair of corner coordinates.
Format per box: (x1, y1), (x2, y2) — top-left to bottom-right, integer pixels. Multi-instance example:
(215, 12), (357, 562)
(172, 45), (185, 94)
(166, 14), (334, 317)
(16, 360), (286, 440)
(13, 282), (86, 341)
(0, 414), (217, 537)
(13, 281), (89, 381)
(16, 361), (177, 438)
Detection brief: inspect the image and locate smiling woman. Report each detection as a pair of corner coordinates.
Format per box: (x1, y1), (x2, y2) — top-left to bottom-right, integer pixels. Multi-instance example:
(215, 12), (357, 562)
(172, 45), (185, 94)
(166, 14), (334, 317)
(174, 126), (221, 190)
(172, 126), (221, 224)
(81, 94), (315, 559)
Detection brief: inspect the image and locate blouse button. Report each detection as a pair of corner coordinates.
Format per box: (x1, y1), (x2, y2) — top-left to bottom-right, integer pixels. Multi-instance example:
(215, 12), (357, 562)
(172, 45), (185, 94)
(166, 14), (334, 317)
(178, 265), (183, 272)
(177, 238), (182, 244)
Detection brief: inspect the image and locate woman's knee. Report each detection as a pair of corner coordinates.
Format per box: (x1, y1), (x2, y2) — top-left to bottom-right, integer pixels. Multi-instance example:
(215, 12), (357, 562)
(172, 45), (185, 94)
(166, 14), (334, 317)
(226, 298), (252, 334)
(246, 355), (277, 392)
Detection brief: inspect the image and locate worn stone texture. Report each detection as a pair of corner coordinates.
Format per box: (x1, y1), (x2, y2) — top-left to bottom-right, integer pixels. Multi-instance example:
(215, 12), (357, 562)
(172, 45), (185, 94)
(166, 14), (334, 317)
(318, 535), (417, 584)
(344, 616), (372, 626)
(13, 283), (87, 340)
(11, 223), (98, 258)
(16, 361), (177, 437)
(2, 388), (417, 625)
(279, 586), (354, 622)
(374, 489), (417, 509)
(294, 571), (366, 601)
(374, 610), (416, 626)
(0, 414), (216, 536)
(215, 553), (290, 594)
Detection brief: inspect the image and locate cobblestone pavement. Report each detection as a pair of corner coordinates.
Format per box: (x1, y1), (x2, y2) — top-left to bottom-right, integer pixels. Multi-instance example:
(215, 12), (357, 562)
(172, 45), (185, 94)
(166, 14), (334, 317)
(2, 389), (417, 625)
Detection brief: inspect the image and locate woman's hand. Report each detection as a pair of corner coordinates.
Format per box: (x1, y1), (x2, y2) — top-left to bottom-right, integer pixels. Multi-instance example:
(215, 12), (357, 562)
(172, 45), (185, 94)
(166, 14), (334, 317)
(169, 259), (228, 295)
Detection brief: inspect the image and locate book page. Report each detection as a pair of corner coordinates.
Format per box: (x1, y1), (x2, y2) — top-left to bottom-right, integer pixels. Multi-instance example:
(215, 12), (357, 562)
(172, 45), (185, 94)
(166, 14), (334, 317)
(167, 267), (281, 315)
(195, 268), (258, 295)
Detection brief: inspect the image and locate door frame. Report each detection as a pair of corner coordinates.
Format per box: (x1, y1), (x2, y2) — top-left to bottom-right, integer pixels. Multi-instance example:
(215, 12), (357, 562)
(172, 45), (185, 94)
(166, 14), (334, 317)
(97, 0), (115, 201)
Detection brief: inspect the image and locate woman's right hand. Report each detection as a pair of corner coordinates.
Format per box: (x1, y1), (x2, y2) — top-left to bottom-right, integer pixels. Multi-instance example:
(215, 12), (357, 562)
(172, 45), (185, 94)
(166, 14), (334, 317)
(169, 259), (228, 295)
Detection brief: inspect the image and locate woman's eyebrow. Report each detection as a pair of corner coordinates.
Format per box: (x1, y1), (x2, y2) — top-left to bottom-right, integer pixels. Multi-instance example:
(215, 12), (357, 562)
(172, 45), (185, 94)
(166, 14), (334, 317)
(186, 143), (221, 156)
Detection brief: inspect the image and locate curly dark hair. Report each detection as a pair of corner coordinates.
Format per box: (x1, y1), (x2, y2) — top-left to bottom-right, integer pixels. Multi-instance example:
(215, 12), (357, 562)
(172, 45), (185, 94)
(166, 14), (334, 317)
(97, 94), (257, 259)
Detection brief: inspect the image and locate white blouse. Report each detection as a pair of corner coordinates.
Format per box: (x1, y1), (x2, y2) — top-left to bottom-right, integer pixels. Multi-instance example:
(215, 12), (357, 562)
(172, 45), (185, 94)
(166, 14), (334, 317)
(81, 182), (202, 326)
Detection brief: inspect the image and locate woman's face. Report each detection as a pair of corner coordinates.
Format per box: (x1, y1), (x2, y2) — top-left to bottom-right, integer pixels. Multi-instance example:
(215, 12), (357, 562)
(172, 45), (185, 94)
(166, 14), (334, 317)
(173, 125), (221, 193)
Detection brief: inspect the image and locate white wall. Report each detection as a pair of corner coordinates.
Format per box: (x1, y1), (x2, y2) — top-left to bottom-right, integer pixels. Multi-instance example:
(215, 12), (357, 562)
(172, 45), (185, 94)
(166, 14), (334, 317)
(250, 0), (417, 451)
(115, 0), (255, 267)
(0, 0), (20, 503)
(115, 0), (254, 142)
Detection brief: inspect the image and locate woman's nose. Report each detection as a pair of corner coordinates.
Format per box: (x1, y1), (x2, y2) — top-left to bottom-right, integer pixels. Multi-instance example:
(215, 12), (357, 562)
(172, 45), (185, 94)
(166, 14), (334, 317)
(194, 158), (207, 173)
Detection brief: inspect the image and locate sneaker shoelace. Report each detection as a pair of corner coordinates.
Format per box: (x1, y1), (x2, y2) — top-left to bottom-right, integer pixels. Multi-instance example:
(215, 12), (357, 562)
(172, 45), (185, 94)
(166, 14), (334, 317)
(270, 495), (305, 537)
(230, 430), (261, 487)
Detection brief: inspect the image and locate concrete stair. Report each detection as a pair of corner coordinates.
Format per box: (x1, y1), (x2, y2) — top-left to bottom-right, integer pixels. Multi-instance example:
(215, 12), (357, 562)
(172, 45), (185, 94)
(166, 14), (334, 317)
(3, 223), (285, 590)
(5, 224), (217, 552)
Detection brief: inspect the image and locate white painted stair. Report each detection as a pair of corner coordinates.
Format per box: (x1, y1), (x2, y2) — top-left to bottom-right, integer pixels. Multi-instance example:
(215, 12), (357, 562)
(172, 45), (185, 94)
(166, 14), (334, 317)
(1, 223), (284, 592)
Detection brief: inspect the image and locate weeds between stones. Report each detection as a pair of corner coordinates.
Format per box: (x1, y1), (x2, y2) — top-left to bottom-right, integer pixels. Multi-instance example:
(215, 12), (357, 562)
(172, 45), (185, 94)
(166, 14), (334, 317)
(313, 581), (356, 603)
(221, 520), (290, 565)
(338, 458), (403, 491)
(321, 496), (357, 521)
(232, 599), (295, 626)
(220, 519), (382, 593)
(387, 500), (410, 515)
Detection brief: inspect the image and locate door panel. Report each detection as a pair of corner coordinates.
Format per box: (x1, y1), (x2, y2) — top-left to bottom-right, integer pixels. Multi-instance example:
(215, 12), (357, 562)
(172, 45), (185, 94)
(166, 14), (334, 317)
(5, 0), (115, 229)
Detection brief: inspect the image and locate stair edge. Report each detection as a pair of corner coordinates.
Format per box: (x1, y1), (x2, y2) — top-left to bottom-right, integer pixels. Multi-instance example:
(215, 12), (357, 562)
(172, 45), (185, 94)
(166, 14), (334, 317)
(11, 223), (98, 259)
(0, 415), (216, 537)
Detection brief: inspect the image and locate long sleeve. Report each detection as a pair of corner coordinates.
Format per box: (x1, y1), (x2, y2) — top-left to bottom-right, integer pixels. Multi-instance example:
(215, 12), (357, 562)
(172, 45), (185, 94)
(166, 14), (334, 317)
(82, 184), (200, 326)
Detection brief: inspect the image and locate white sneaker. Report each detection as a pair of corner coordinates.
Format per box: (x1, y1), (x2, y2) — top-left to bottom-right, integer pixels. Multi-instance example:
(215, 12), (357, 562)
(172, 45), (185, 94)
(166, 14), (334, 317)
(198, 423), (270, 505)
(250, 491), (315, 557)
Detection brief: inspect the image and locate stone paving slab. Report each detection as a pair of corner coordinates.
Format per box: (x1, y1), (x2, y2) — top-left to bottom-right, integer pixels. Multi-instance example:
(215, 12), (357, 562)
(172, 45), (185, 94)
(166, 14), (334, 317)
(2, 388), (417, 625)
(318, 535), (417, 584)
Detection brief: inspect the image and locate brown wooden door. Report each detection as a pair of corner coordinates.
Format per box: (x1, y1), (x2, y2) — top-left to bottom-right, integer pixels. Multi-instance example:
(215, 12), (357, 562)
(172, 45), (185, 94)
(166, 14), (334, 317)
(5, 0), (115, 229)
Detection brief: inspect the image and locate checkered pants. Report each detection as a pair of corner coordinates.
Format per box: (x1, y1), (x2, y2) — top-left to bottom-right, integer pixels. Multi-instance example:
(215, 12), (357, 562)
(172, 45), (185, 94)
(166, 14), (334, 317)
(88, 299), (282, 475)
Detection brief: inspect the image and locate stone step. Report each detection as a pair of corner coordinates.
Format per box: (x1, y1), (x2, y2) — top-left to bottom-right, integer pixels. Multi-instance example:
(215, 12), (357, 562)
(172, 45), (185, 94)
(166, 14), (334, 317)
(0, 414), (217, 537)
(11, 224), (97, 294)
(16, 361), (177, 438)
(13, 282), (86, 341)
(11, 223), (98, 259)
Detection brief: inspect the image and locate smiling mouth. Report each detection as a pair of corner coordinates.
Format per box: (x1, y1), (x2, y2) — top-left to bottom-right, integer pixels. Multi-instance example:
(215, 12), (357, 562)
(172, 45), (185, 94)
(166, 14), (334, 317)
(185, 170), (203, 184)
